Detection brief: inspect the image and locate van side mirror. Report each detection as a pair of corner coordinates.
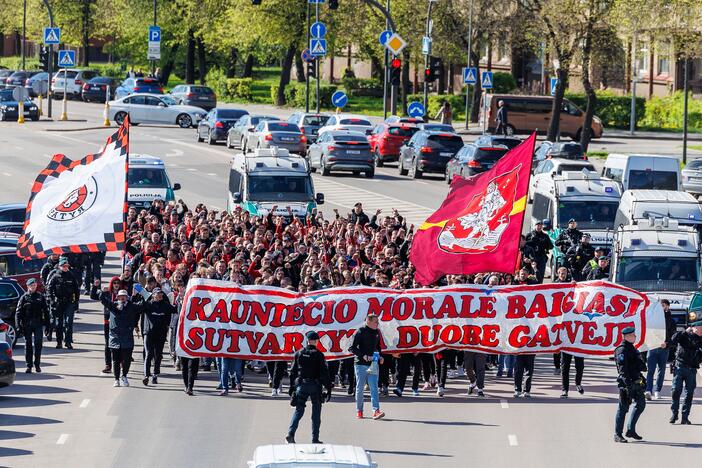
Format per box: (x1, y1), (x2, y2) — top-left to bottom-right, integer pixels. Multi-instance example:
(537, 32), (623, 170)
(173, 183), (181, 191)
(233, 192), (242, 203)
(315, 193), (325, 205)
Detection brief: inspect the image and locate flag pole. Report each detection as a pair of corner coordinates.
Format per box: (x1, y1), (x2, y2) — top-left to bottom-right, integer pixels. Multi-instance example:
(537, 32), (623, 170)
(515, 132), (538, 274)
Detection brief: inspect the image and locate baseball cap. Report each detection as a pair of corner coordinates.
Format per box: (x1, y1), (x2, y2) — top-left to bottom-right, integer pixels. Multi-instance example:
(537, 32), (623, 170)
(622, 326), (636, 335)
(306, 331), (320, 341)
(26, 278), (37, 285)
(568, 218), (576, 223)
(153, 287), (163, 294)
(117, 290), (129, 297)
(58, 257), (69, 266)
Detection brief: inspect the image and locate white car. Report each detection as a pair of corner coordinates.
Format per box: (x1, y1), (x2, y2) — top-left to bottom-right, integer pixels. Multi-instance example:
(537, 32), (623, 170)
(108, 93), (206, 128)
(51, 69), (98, 99)
(248, 444), (377, 468)
(318, 113), (374, 136)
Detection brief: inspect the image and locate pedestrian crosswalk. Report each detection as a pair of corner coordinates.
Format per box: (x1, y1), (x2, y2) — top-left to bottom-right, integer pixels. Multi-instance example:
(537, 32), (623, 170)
(311, 175), (436, 226)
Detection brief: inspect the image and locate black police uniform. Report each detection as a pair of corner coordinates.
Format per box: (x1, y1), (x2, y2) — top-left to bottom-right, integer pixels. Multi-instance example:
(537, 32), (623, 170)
(587, 264), (609, 281)
(47, 268), (80, 348)
(614, 339), (647, 440)
(525, 229), (553, 283)
(15, 289), (50, 371)
(555, 227), (583, 254)
(669, 329), (702, 423)
(565, 242), (595, 281)
(286, 342), (332, 444)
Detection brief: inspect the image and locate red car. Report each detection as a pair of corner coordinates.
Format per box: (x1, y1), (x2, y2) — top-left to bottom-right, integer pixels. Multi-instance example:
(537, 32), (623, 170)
(0, 238), (43, 291)
(367, 123), (419, 167)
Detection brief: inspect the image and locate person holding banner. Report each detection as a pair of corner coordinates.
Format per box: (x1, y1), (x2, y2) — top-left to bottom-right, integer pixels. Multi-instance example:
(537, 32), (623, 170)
(614, 326), (647, 443)
(350, 314), (385, 420)
(98, 289), (140, 388)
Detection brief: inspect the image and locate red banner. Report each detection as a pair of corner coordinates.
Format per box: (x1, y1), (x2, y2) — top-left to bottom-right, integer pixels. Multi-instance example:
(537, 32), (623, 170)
(176, 279), (665, 360)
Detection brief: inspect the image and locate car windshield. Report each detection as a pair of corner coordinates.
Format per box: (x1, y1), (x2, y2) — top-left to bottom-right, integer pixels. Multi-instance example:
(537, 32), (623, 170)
(0, 255), (44, 276)
(628, 170), (678, 190)
(269, 122), (300, 132)
(334, 135), (369, 143)
(136, 78), (159, 86)
(489, 138), (521, 149)
(388, 127), (419, 137)
(422, 124), (454, 132)
(217, 109), (247, 120)
(191, 86), (213, 95)
(616, 256), (700, 293)
(160, 95), (177, 106)
(303, 115), (329, 126)
(247, 175), (313, 202)
(90, 77), (112, 84)
(685, 160), (702, 170)
(552, 143), (583, 156)
(251, 116), (276, 125)
(128, 168), (168, 188)
(556, 164), (594, 174)
(428, 134), (464, 150)
(557, 201), (618, 229)
(340, 118), (371, 126)
(0, 91), (14, 102)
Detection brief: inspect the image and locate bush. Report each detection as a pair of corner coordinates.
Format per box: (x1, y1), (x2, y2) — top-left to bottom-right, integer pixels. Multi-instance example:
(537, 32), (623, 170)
(341, 77), (383, 97)
(91, 63), (125, 79)
(565, 91), (645, 129)
(407, 94), (466, 120)
(271, 82), (337, 108)
(640, 91), (702, 131)
(206, 68), (252, 101)
(0, 56), (40, 70)
(493, 72), (517, 93)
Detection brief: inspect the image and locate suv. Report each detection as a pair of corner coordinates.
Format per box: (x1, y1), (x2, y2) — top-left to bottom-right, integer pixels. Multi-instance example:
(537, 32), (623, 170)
(5, 70), (41, 89)
(0, 277), (25, 347)
(127, 155), (181, 209)
(287, 112), (330, 146)
(398, 131), (464, 178)
(51, 69), (98, 99)
(170, 85), (217, 111)
(367, 123), (419, 166)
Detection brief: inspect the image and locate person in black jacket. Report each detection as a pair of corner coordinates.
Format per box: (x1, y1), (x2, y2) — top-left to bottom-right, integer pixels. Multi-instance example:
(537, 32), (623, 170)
(614, 326), (647, 442)
(645, 299), (677, 400)
(525, 220), (553, 283)
(348, 203), (370, 226)
(349, 314), (385, 420)
(139, 288), (176, 386)
(555, 219), (583, 254)
(15, 278), (50, 373)
(669, 322), (702, 425)
(565, 234), (595, 281)
(586, 256), (610, 280)
(285, 331), (332, 444)
(98, 288), (141, 387)
(47, 257), (80, 349)
(90, 277), (123, 374)
(495, 100), (509, 135)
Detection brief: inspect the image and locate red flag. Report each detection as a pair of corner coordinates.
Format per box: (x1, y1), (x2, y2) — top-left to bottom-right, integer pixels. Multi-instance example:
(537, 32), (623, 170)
(410, 133), (536, 285)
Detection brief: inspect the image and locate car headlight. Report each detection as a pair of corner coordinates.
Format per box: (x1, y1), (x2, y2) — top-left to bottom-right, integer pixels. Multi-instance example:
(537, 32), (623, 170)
(7, 106), (16, 111)
(0, 105), (6, 110)
(29, 106), (37, 110)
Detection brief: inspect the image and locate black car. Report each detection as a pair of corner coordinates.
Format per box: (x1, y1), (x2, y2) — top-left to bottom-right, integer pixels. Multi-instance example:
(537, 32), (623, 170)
(534, 141), (586, 162)
(196, 108), (249, 145)
(0, 70), (16, 90)
(473, 134), (522, 150)
(4, 70), (41, 89)
(0, 341), (15, 388)
(0, 89), (39, 121)
(0, 278), (23, 348)
(398, 131), (464, 178)
(445, 144), (510, 183)
(81, 76), (119, 102)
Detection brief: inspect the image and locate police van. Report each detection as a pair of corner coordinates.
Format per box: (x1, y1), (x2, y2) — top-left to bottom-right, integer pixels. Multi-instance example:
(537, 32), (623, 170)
(531, 169), (622, 279)
(127, 155), (181, 208)
(227, 147), (324, 217)
(611, 219), (701, 327)
(614, 190), (702, 233)
(602, 153), (681, 191)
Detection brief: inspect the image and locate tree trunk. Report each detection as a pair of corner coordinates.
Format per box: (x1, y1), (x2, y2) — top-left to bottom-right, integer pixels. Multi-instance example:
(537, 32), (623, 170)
(242, 54), (254, 78)
(346, 45), (352, 72)
(160, 43), (179, 87)
(647, 36), (654, 98)
(197, 39), (206, 84)
(547, 65), (569, 142)
(276, 44), (296, 106)
(580, 31), (596, 151)
(295, 53), (306, 82)
(437, 60), (446, 95)
(470, 51), (481, 123)
(401, 49), (410, 115)
(82, 0), (90, 66)
(185, 30), (195, 84)
(226, 47), (237, 78)
(487, 40), (493, 71)
(447, 61), (454, 94)
(329, 54), (335, 83)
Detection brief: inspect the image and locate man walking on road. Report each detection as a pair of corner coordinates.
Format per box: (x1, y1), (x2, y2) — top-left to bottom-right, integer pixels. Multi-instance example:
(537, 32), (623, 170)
(614, 326), (647, 442)
(669, 321), (702, 425)
(286, 331), (332, 444)
(350, 314), (385, 420)
(99, 289), (140, 388)
(47, 257), (80, 349)
(645, 299), (676, 400)
(495, 100), (509, 135)
(15, 278), (50, 373)
(138, 288), (175, 386)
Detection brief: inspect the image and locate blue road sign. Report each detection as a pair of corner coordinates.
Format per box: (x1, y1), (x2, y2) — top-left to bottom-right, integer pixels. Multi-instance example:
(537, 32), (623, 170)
(301, 48), (314, 63)
(407, 101), (425, 118)
(550, 77), (558, 96)
(463, 67), (477, 85)
(57, 50), (76, 68)
(481, 71), (493, 89)
(311, 22), (326, 39)
(331, 91), (348, 108)
(308, 0), (325, 3)
(43, 27), (60, 45)
(148, 25), (161, 42)
(379, 30), (392, 45)
(310, 39), (327, 57)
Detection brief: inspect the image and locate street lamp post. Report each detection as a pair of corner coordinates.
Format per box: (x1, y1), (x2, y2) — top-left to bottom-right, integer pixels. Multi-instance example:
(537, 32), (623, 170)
(683, 57), (690, 164)
(152, 0), (157, 76)
(43, 0), (54, 119)
(629, 32), (637, 135)
(422, 0), (437, 112)
(22, 0), (27, 71)
(463, 0), (473, 129)
(383, 0), (390, 119)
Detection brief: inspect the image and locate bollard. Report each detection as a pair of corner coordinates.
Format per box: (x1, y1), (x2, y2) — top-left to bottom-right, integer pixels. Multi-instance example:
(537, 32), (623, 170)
(17, 101), (25, 124)
(38, 93), (43, 117)
(103, 85), (111, 126)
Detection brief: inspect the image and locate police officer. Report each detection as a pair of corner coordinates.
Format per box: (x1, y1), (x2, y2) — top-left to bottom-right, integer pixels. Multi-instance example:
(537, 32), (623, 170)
(555, 219), (583, 254)
(15, 278), (50, 373)
(285, 331), (332, 444)
(41, 253), (60, 341)
(47, 257), (80, 349)
(565, 233), (595, 281)
(581, 246), (605, 279)
(587, 255), (610, 280)
(525, 219), (553, 283)
(669, 321), (702, 425)
(614, 326), (647, 443)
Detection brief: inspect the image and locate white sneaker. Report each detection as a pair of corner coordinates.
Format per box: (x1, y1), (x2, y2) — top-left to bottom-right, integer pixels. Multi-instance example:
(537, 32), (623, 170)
(456, 367), (466, 377)
(437, 386), (445, 397)
(447, 369), (457, 379)
(654, 391), (660, 400)
(467, 383), (476, 395)
(412, 389), (420, 397)
(271, 388), (278, 397)
(523, 392), (531, 398)
(422, 382), (431, 391)
(644, 391), (652, 400)
(121, 376), (129, 387)
(113, 379), (121, 387)
(513, 391), (521, 398)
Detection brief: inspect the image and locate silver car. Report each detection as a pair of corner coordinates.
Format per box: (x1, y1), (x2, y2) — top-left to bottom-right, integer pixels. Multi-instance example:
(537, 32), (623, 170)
(245, 120), (307, 155)
(682, 159), (702, 196)
(307, 130), (374, 178)
(108, 93), (206, 128)
(169, 84), (217, 111)
(226, 114), (278, 151)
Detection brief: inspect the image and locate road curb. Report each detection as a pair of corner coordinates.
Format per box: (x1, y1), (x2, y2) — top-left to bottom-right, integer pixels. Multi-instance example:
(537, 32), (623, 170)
(45, 126), (112, 132)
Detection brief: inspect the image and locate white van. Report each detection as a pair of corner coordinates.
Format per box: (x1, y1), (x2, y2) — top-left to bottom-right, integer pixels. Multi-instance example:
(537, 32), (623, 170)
(602, 153), (681, 191)
(614, 190), (702, 232)
(248, 444), (377, 468)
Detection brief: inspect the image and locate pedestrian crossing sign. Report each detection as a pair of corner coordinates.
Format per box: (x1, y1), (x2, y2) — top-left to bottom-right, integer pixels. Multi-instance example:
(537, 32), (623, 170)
(310, 39), (327, 57)
(43, 27), (60, 45)
(463, 67), (477, 85)
(481, 71), (493, 89)
(58, 50), (76, 68)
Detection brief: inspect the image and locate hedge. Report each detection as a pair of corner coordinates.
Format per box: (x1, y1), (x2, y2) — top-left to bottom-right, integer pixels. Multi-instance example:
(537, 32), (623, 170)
(341, 77), (383, 97)
(206, 68), (253, 101)
(406, 94), (467, 120)
(565, 91), (645, 129)
(640, 91), (702, 131)
(270, 82), (337, 108)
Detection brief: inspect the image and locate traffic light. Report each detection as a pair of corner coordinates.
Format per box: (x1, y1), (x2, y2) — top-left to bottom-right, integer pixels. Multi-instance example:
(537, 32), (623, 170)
(425, 56), (442, 82)
(390, 57), (401, 85)
(251, 0), (262, 5)
(39, 46), (49, 72)
(329, 0), (339, 9)
(307, 60), (316, 79)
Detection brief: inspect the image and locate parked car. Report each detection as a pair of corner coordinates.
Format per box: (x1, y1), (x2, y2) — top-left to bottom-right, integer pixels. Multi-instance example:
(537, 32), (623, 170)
(0, 224), (23, 236)
(682, 159), (702, 197)
(196, 108), (249, 145)
(0, 204), (26, 223)
(385, 115), (424, 124)
(0, 239), (43, 292)
(473, 134), (522, 150)
(4, 70), (41, 89)
(319, 113), (374, 135)
(81, 76), (119, 102)
(0, 340), (15, 387)
(245, 120), (306, 155)
(226, 115), (277, 151)
(398, 131), (465, 178)
(51, 69), (99, 99)
(169, 84), (217, 111)
(0, 278), (24, 348)
(308, 130), (374, 178)
(416, 122), (456, 133)
(287, 112), (330, 145)
(108, 94), (206, 128)
(534, 141), (586, 162)
(25, 71), (49, 97)
(0, 70), (16, 90)
(114, 77), (163, 100)
(0, 89), (39, 121)
(445, 144), (510, 183)
(367, 123), (419, 167)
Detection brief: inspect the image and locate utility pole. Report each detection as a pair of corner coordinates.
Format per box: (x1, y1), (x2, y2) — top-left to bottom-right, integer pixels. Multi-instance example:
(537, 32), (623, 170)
(683, 57), (690, 164)
(43, 0), (54, 119)
(463, 0), (473, 129)
(152, 0), (157, 76)
(22, 0), (27, 70)
(382, 0), (390, 119)
(305, 1), (311, 113)
(629, 32), (637, 135)
(315, 0), (320, 113)
(422, 0), (436, 112)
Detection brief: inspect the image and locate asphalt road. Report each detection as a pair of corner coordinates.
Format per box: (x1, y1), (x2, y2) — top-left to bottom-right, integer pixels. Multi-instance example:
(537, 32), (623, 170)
(1, 101), (701, 468)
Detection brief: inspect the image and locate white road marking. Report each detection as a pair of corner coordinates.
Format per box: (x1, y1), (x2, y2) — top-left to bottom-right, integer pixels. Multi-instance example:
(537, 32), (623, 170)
(207, 173), (217, 177)
(2, 172), (11, 177)
(56, 434), (69, 445)
(79, 399), (90, 408)
(14, 145), (23, 150)
(500, 399), (509, 409)
(161, 138), (231, 157)
(508, 434), (518, 446)
(187, 168), (197, 172)
(165, 149), (184, 157)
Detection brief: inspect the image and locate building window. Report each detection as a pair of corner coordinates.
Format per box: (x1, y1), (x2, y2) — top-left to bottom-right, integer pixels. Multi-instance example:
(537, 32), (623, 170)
(657, 42), (670, 75)
(636, 44), (649, 77)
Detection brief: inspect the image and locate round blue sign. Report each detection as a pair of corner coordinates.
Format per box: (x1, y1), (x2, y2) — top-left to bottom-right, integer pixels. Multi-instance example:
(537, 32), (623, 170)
(331, 91), (348, 108)
(379, 30), (392, 45)
(311, 22), (327, 39)
(407, 101), (425, 118)
(301, 48), (314, 63)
